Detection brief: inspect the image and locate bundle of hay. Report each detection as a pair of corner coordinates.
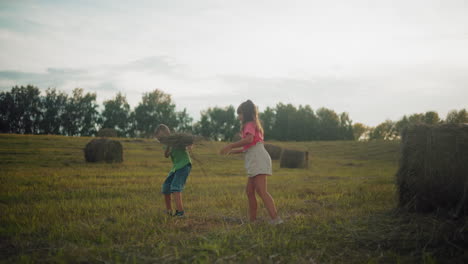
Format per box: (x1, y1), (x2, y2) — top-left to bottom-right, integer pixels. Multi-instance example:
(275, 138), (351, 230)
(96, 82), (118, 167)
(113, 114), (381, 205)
(97, 128), (118, 137)
(84, 138), (123, 163)
(396, 124), (468, 216)
(158, 133), (200, 149)
(264, 143), (283, 160)
(280, 149), (309, 168)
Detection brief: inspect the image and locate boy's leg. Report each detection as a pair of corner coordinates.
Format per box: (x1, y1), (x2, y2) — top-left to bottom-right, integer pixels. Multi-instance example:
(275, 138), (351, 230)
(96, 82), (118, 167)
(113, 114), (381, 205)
(246, 177), (257, 221)
(162, 172), (175, 213)
(173, 192), (183, 212)
(170, 164), (191, 216)
(164, 194), (172, 211)
(254, 174), (278, 219)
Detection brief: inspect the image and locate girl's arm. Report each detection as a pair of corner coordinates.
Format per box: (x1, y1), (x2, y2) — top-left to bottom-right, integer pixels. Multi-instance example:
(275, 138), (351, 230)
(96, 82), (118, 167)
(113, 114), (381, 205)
(220, 134), (253, 155)
(228, 148), (244, 154)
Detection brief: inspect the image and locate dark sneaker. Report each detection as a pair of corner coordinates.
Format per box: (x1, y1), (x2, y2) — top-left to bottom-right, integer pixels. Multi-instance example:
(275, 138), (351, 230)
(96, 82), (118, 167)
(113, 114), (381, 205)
(174, 210), (185, 217)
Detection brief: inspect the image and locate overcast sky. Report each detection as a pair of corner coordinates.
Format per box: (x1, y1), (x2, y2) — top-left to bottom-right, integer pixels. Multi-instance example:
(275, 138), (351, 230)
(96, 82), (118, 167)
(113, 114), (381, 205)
(1, 0), (467, 126)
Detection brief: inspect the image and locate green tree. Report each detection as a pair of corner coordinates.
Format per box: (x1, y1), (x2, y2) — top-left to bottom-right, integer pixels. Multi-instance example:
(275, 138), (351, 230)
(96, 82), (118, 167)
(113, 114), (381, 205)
(62, 88), (99, 136)
(40, 88), (68, 135)
(445, 109), (468, 124)
(339, 112), (354, 140)
(134, 89), (178, 137)
(316, 107), (340, 140)
(175, 108), (193, 133)
(259, 107), (275, 140)
(101, 92), (132, 137)
(272, 103), (297, 141)
(352, 122), (367, 141)
(0, 85), (42, 134)
(194, 106), (239, 141)
(368, 120), (398, 140)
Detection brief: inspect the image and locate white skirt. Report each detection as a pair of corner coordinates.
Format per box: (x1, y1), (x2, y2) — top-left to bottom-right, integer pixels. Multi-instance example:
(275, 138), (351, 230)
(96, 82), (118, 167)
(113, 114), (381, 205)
(244, 142), (272, 177)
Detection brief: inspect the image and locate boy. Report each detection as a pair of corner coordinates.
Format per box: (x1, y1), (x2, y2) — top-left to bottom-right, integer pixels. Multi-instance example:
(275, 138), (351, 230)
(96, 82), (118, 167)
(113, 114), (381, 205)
(154, 124), (192, 217)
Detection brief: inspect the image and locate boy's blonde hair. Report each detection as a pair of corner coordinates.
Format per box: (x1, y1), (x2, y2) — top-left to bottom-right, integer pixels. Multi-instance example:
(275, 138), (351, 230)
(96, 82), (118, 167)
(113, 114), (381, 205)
(154, 124), (170, 136)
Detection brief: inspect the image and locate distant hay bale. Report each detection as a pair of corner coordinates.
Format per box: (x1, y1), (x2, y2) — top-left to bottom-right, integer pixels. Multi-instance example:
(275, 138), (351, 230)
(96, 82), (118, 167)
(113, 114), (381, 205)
(97, 128), (118, 137)
(280, 149), (309, 168)
(84, 138), (123, 163)
(396, 124), (468, 216)
(158, 133), (202, 149)
(264, 143), (283, 160)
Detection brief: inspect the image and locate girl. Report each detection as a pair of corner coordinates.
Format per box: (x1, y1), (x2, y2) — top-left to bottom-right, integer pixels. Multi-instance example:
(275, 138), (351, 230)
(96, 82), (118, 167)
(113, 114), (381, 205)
(220, 100), (283, 225)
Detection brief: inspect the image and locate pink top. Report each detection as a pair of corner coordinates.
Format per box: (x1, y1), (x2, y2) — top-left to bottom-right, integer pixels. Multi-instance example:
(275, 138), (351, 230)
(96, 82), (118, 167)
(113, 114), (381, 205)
(242, 121), (264, 150)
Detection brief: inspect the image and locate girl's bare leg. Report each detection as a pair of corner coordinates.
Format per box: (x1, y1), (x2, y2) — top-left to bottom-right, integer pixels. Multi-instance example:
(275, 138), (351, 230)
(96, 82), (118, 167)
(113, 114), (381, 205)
(254, 174), (278, 219)
(246, 177), (257, 221)
(173, 192), (184, 212)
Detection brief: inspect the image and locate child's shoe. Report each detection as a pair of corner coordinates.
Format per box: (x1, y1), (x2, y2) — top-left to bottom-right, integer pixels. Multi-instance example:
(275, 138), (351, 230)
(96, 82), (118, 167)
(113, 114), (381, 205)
(174, 210), (185, 217)
(269, 217), (284, 225)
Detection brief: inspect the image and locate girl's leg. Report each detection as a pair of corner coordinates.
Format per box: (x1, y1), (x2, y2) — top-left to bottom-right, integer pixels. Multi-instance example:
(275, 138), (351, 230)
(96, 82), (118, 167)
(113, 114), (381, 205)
(246, 177), (257, 221)
(164, 194), (172, 211)
(254, 174), (278, 219)
(173, 192), (184, 212)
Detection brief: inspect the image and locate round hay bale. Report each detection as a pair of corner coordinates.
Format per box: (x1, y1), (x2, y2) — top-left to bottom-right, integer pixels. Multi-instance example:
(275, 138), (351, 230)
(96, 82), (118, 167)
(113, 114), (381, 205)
(97, 128), (118, 137)
(280, 149), (309, 168)
(396, 124), (468, 216)
(84, 138), (123, 163)
(158, 133), (195, 149)
(264, 143), (283, 160)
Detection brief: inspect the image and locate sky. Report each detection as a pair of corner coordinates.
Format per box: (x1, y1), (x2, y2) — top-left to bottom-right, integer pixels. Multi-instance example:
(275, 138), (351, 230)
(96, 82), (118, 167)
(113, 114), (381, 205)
(1, 0), (467, 126)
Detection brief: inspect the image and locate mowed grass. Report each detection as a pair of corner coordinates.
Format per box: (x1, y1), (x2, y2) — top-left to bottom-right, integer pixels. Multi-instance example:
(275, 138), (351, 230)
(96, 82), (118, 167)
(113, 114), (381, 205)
(1, 134), (467, 263)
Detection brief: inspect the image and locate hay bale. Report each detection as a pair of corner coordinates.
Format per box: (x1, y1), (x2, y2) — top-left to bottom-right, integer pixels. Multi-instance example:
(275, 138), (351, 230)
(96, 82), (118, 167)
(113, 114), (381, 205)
(396, 124), (468, 216)
(264, 143), (283, 160)
(280, 149), (309, 168)
(84, 138), (123, 163)
(158, 133), (197, 149)
(97, 128), (118, 137)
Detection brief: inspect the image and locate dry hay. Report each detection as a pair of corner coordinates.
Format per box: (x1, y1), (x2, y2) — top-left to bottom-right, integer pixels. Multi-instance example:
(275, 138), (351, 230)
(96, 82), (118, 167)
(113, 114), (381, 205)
(158, 133), (205, 149)
(97, 128), (118, 137)
(396, 124), (468, 216)
(84, 138), (123, 163)
(280, 149), (309, 168)
(264, 143), (283, 160)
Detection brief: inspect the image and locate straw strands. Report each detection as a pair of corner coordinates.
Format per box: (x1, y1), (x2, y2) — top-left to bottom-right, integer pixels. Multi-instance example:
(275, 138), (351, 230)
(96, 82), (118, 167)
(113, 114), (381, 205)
(396, 124), (468, 216)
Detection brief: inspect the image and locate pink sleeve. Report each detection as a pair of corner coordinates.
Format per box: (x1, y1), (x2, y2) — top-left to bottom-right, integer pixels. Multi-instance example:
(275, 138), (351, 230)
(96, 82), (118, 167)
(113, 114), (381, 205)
(243, 122), (256, 137)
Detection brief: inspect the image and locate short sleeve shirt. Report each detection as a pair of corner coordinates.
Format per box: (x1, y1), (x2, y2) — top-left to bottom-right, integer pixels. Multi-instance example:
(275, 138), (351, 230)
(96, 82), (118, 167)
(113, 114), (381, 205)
(242, 121), (264, 150)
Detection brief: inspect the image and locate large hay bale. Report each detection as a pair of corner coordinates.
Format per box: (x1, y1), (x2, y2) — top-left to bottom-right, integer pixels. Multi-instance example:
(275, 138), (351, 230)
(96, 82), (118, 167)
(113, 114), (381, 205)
(396, 124), (468, 215)
(84, 138), (123, 163)
(97, 128), (118, 137)
(280, 149), (309, 168)
(264, 143), (283, 160)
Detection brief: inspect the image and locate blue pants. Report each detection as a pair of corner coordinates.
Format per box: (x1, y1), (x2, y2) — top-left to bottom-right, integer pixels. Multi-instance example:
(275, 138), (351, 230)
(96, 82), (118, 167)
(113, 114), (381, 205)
(161, 164), (191, 194)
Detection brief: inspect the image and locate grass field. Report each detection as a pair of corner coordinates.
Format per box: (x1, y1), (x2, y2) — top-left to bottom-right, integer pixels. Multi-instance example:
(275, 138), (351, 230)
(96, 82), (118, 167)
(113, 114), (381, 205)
(1, 134), (467, 263)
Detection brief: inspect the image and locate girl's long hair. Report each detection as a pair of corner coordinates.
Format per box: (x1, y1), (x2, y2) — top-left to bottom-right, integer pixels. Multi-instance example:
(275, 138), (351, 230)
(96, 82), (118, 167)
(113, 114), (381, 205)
(237, 100), (264, 135)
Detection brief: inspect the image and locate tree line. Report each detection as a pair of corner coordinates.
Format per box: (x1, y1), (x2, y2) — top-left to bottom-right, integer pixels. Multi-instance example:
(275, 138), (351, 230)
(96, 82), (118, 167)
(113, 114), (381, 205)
(1, 85), (466, 141)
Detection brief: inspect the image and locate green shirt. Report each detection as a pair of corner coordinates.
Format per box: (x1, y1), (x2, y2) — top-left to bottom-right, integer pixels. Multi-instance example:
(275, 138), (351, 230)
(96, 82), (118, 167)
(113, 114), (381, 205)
(165, 146), (191, 172)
